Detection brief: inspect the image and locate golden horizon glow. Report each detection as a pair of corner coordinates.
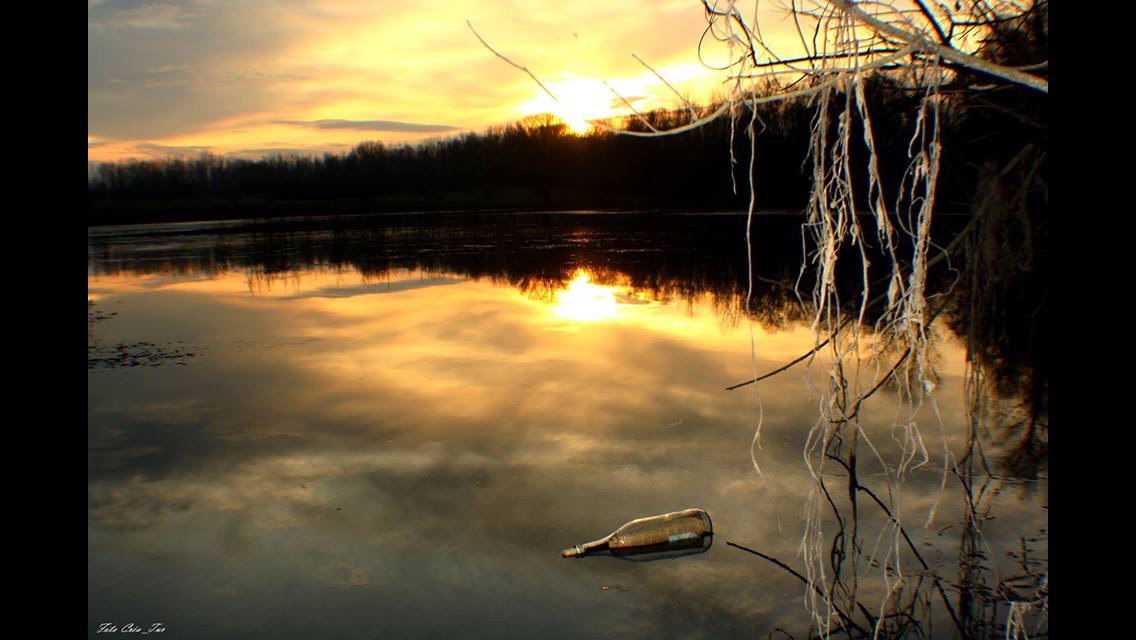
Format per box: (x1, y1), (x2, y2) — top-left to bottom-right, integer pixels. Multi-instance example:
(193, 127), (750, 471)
(87, 62), (730, 163)
(88, 1), (806, 164)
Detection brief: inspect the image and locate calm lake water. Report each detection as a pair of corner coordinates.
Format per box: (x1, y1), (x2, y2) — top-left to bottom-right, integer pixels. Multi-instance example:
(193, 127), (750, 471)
(88, 213), (1047, 639)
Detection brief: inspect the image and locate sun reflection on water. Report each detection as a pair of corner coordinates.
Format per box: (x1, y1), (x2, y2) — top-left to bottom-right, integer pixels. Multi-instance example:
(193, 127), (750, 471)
(553, 270), (617, 321)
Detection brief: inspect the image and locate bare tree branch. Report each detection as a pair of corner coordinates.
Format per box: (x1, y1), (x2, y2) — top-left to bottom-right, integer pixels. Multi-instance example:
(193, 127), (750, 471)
(829, 0), (1048, 93)
(467, 21), (560, 105)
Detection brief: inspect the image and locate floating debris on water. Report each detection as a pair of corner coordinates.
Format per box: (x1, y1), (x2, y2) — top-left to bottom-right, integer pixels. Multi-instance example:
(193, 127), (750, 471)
(561, 508), (713, 561)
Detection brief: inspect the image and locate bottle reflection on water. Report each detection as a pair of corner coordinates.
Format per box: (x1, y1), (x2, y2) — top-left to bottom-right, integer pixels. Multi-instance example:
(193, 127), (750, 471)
(561, 508), (713, 561)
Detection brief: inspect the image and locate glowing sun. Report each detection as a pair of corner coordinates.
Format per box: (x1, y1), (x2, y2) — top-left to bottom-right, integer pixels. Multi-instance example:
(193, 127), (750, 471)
(519, 78), (627, 135)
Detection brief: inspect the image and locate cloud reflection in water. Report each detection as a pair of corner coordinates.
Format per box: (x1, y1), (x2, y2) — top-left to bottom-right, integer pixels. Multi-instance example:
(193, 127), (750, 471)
(88, 263), (1035, 638)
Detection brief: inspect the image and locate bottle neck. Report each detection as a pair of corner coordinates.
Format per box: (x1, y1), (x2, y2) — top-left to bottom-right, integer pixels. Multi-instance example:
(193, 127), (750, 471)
(561, 538), (612, 558)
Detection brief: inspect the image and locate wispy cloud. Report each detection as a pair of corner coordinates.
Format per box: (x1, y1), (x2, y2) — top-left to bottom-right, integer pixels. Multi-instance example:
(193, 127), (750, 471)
(133, 142), (215, 157)
(87, 0), (208, 30)
(139, 66), (307, 89)
(276, 119), (461, 133)
(232, 144), (352, 159)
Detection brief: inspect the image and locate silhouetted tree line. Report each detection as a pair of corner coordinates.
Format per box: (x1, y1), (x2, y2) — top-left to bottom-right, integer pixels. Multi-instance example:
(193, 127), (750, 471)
(87, 71), (1032, 225)
(88, 211), (970, 332)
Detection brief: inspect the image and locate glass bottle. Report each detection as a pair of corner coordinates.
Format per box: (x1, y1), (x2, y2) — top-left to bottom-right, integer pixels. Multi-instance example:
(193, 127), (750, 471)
(560, 508), (713, 561)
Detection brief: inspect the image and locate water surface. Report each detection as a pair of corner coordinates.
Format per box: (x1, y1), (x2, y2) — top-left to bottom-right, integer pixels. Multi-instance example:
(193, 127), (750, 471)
(88, 213), (1047, 638)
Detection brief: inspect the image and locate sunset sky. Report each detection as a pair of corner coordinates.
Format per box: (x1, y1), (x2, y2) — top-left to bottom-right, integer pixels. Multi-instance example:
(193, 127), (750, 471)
(88, 0), (801, 163)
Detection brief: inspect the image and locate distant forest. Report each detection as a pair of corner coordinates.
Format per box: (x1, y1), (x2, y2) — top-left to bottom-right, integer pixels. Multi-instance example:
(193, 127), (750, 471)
(87, 73), (1045, 225)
